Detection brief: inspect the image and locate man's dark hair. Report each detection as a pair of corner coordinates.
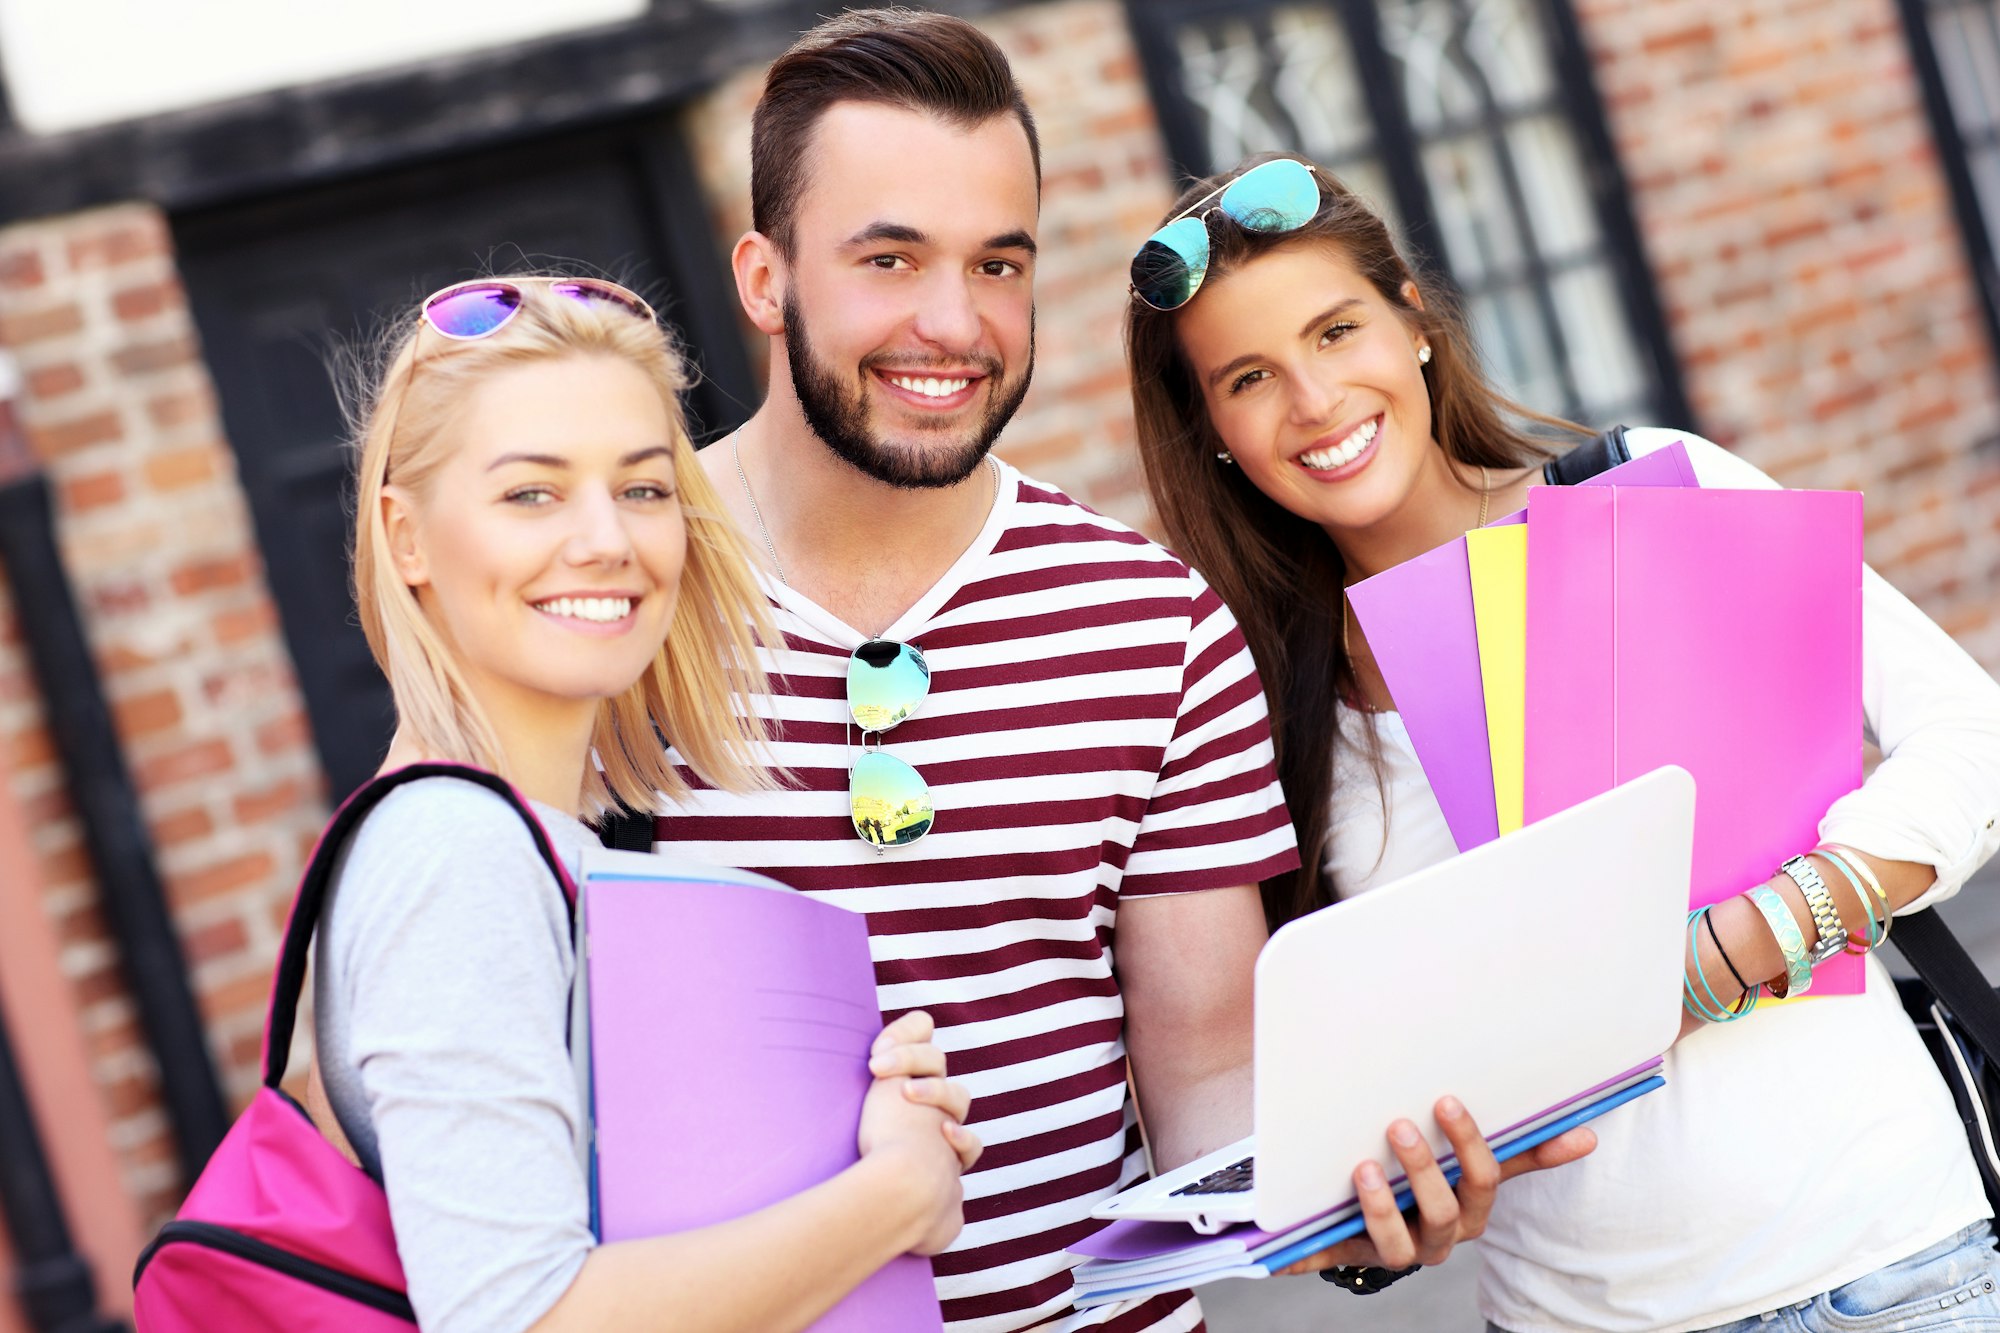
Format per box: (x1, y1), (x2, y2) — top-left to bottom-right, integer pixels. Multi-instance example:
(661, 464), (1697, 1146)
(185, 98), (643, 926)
(751, 7), (1042, 256)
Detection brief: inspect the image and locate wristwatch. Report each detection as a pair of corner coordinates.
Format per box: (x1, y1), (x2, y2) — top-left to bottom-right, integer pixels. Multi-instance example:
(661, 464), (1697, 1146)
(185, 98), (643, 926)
(1781, 855), (1849, 965)
(1321, 1263), (1421, 1294)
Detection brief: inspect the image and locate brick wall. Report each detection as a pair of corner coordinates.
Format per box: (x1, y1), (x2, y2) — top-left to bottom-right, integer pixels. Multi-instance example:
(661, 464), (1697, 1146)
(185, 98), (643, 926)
(0, 205), (326, 1221)
(683, 0), (1175, 533)
(1572, 0), (2000, 671)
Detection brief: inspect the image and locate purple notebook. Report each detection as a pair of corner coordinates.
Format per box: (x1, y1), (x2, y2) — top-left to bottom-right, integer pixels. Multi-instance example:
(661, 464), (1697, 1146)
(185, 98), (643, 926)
(1348, 442), (1698, 850)
(579, 851), (944, 1331)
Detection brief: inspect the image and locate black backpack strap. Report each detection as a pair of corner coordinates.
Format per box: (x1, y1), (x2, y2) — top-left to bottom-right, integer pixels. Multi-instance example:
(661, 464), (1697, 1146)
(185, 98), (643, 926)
(1897, 907), (2000, 1064)
(596, 805), (658, 852)
(260, 762), (576, 1088)
(1541, 425), (1632, 486)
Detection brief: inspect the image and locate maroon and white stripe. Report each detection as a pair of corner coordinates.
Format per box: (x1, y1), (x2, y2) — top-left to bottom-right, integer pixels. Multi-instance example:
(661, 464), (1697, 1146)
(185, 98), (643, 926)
(660, 465), (1296, 1333)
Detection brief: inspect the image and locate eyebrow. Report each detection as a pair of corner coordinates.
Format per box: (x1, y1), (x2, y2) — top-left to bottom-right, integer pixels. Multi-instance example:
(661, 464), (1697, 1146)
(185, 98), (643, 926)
(840, 221), (1038, 256)
(1203, 298), (1366, 390)
(485, 445), (674, 473)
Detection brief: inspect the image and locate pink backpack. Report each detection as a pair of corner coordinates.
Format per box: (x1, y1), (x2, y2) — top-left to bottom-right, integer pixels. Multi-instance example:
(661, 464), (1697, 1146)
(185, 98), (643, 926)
(133, 763), (574, 1330)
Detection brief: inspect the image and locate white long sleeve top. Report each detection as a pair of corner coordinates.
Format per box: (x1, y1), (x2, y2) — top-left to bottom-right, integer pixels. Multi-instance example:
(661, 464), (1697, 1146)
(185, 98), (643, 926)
(1325, 430), (2000, 1332)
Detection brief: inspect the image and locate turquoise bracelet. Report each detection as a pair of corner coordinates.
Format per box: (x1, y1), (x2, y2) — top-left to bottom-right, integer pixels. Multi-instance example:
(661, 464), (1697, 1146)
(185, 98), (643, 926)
(1682, 907), (1758, 1023)
(1812, 848), (1881, 953)
(1746, 885), (1812, 998)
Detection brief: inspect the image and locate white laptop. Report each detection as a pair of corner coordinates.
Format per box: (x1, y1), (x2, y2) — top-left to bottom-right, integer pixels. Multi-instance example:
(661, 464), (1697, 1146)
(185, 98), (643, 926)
(1095, 765), (1695, 1235)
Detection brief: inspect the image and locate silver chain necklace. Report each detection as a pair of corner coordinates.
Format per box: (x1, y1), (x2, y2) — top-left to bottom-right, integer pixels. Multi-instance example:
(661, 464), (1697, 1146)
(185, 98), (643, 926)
(732, 436), (789, 588)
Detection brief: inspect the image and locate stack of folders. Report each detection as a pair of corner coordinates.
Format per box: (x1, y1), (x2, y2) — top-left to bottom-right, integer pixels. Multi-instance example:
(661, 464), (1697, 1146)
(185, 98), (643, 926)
(1069, 1066), (1663, 1308)
(1348, 441), (1867, 994)
(570, 846), (945, 1333)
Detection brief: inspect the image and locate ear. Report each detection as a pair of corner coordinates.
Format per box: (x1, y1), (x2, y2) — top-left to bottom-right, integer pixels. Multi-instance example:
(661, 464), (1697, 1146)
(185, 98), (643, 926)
(732, 230), (788, 338)
(380, 485), (429, 589)
(1400, 278), (1426, 313)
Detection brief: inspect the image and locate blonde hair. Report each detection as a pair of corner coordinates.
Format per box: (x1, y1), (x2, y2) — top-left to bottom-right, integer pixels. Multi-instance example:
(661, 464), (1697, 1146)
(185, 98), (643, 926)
(348, 277), (776, 815)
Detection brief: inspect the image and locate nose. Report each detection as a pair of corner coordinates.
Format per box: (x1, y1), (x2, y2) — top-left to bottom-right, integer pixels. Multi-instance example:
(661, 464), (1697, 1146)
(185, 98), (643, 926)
(910, 271), (982, 354)
(1287, 367), (1345, 429)
(565, 484), (635, 569)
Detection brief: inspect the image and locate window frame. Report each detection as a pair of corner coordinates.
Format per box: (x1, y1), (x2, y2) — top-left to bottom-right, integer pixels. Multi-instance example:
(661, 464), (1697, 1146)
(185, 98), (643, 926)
(1126, 0), (1693, 431)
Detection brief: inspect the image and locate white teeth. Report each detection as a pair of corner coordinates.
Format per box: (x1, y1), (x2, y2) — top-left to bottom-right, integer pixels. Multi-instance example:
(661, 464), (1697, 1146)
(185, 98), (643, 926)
(889, 374), (970, 398)
(1299, 417), (1379, 470)
(536, 597), (632, 623)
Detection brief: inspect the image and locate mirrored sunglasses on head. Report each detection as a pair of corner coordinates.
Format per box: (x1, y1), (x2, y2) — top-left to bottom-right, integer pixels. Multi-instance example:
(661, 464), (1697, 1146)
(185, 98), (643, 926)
(420, 276), (657, 340)
(1128, 157), (1326, 312)
(848, 639), (934, 851)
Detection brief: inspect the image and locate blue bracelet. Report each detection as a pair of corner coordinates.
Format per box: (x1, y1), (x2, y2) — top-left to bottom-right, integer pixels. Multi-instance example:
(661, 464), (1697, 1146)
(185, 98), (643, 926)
(1811, 848), (1880, 953)
(1746, 885), (1812, 998)
(1683, 907), (1758, 1023)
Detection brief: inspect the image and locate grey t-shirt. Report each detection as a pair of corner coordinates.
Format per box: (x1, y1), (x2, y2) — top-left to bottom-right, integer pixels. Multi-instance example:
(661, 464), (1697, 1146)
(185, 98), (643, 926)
(314, 776), (595, 1333)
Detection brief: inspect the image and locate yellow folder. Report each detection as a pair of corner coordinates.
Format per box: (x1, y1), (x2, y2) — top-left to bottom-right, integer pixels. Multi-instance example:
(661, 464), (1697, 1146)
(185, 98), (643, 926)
(1466, 525), (1528, 835)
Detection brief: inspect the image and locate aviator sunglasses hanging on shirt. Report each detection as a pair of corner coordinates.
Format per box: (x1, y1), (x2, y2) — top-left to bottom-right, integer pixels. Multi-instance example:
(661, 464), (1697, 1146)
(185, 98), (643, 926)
(848, 640), (934, 850)
(1129, 157), (1326, 311)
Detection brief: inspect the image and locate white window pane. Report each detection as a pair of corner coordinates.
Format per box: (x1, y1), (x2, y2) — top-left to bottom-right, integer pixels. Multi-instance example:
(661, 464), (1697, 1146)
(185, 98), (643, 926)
(1464, 0), (1558, 107)
(1469, 284), (1562, 408)
(1507, 114), (1602, 260)
(1378, 0), (1480, 133)
(1552, 265), (1647, 417)
(1424, 134), (1526, 282)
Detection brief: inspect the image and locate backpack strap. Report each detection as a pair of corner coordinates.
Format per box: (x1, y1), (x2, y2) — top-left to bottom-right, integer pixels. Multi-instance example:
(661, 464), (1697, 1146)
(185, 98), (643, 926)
(1896, 906), (2000, 1064)
(596, 804), (658, 853)
(1541, 425), (1632, 486)
(260, 762), (576, 1088)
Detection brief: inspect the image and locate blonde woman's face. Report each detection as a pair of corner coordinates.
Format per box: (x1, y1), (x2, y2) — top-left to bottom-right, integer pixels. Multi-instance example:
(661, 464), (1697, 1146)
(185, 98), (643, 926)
(385, 354), (686, 723)
(1175, 242), (1439, 539)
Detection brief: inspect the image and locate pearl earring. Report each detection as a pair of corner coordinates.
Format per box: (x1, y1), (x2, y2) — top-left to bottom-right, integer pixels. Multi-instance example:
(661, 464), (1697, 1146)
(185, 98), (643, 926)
(1216, 451), (1235, 465)
(1417, 344), (1432, 365)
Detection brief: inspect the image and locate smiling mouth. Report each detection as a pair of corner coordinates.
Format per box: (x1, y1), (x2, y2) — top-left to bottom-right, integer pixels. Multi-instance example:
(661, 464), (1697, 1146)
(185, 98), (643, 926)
(530, 596), (633, 624)
(874, 369), (983, 404)
(1297, 415), (1380, 471)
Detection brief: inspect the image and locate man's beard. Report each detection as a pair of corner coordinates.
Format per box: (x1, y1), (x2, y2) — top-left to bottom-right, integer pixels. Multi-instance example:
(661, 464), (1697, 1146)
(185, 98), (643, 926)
(783, 290), (1033, 489)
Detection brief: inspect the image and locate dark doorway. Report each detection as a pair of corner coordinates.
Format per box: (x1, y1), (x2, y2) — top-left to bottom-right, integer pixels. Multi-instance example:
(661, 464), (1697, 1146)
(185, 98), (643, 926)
(176, 116), (755, 803)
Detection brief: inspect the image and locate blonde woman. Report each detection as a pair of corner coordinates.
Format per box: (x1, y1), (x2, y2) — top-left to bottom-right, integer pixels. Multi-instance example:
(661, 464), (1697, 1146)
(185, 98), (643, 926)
(314, 275), (979, 1333)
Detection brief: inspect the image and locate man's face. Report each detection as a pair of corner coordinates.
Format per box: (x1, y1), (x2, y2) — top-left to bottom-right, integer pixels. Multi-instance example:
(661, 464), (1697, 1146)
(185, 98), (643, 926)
(778, 101), (1039, 488)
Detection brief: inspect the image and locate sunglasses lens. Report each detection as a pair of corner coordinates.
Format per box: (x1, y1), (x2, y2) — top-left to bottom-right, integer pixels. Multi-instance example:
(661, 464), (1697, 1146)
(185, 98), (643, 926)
(424, 284), (522, 339)
(1219, 159), (1320, 234)
(1130, 216), (1211, 311)
(848, 640), (930, 732)
(851, 751), (933, 848)
(550, 279), (655, 323)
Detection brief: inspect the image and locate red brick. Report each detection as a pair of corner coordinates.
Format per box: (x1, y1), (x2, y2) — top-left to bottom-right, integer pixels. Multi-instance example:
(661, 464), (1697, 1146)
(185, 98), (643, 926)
(27, 362), (85, 398)
(55, 902), (108, 947)
(111, 334), (197, 378)
(61, 470), (125, 511)
(144, 443), (223, 492)
(0, 302), (83, 344)
(88, 578), (149, 619)
(106, 1071), (161, 1119)
(1642, 22), (1716, 56)
(67, 219), (169, 270)
(213, 601), (276, 645)
(87, 1017), (143, 1063)
(256, 710), (313, 757)
(183, 916), (249, 966)
(198, 967), (275, 1025)
(113, 687), (182, 738)
(145, 388), (211, 431)
(150, 804), (216, 849)
(27, 409), (122, 457)
(169, 552), (255, 597)
(233, 776), (306, 827)
(112, 281), (180, 322)
(134, 737), (233, 791)
(75, 965), (125, 1008)
(170, 849), (276, 908)
(37, 839), (92, 888)
(0, 248), (46, 290)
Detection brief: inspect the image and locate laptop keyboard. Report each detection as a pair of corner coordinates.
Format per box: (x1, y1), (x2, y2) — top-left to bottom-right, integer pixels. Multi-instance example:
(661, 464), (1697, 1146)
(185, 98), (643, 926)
(1169, 1155), (1255, 1196)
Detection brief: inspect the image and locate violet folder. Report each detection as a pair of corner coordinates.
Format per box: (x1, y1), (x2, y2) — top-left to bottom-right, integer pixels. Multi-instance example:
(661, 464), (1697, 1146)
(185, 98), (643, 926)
(1522, 486), (1865, 994)
(582, 860), (944, 1331)
(1348, 442), (1697, 851)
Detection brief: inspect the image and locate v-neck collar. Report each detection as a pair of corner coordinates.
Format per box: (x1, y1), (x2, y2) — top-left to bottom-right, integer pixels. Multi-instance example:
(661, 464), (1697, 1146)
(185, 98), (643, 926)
(758, 457), (1018, 650)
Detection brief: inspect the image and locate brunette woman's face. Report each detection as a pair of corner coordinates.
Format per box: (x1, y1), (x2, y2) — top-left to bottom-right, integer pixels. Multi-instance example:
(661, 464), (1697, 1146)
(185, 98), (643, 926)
(384, 354), (686, 724)
(1174, 241), (1442, 538)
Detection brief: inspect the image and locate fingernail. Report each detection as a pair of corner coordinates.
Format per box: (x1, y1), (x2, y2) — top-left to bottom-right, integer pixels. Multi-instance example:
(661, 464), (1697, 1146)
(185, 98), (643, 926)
(869, 1054), (894, 1075)
(1358, 1162), (1385, 1189)
(1389, 1122), (1419, 1148)
(1439, 1096), (1464, 1119)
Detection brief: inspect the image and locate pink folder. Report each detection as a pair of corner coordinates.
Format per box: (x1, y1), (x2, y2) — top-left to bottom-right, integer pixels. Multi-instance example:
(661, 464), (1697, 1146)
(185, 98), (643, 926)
(1522, 486), (1865, 993)
(582, 860), (944, 1331)
(1348, 442), (1697, 851)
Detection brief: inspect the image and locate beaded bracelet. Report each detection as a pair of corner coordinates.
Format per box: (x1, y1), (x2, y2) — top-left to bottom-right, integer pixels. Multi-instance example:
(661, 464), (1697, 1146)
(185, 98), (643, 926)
(1745, 885), (1812, 998)
(1682, 906), (1758, 1023)
(1811, 847), (1882, 953)
(1818, 842), (1892, 950)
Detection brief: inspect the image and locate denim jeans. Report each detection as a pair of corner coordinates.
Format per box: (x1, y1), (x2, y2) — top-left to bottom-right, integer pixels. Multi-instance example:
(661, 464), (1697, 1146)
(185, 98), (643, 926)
(1490, 1222), (2000, 1333)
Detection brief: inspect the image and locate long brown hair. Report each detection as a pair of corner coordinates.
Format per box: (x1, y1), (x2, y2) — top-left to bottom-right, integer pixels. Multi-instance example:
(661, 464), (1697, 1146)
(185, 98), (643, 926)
(1127, 155), (1584, 929)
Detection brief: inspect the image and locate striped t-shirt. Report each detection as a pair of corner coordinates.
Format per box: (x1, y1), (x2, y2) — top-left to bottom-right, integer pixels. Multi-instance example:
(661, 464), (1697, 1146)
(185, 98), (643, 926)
(658, 461), (1297, 1333)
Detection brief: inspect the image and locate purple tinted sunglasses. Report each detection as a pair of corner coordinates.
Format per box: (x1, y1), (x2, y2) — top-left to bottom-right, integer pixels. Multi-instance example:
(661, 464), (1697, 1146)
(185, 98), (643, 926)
(419, 277), (657, 339)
